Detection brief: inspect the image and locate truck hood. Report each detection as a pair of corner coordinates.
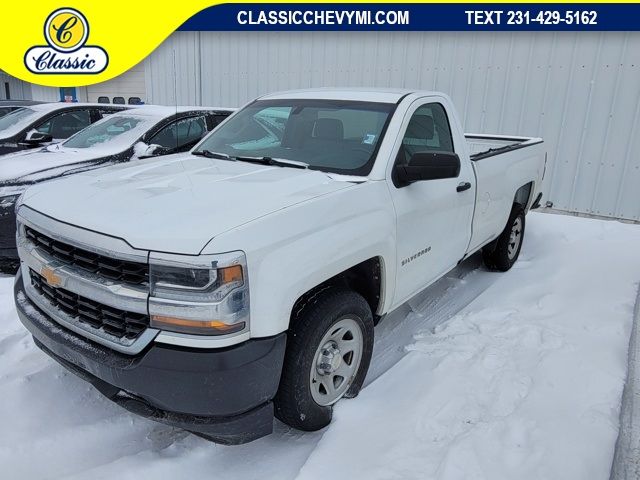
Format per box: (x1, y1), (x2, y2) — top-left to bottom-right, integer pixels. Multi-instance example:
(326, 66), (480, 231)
(22, 154), (354, 254)
(0, 146), (113, 185)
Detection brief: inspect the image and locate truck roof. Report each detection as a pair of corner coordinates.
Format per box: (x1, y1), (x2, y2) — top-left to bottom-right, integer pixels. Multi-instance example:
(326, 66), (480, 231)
(259, 88), (438, 104)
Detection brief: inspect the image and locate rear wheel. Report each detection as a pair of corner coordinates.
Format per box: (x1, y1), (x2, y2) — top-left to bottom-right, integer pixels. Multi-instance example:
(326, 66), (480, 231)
(274, 287), (374, 431)
(482, 206), (525, 271)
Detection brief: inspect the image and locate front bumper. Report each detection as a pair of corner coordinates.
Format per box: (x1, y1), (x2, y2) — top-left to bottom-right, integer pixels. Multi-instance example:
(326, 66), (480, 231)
(14, 271), (286, 444)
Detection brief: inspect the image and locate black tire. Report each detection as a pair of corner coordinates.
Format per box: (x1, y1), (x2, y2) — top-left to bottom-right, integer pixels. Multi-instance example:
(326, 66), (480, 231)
(274, 287), (374, 431)
(482, 206), (525, 272)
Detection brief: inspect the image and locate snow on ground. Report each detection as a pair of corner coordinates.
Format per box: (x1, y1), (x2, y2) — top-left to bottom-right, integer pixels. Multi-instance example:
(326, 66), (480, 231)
(0, 212), (639, 480)
(299, 213), (640, 480)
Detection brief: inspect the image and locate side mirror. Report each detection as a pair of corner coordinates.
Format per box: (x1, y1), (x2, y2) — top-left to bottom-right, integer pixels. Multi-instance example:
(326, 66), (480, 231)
(136, 143), (167, 159)
(394, 151), (460, 186)
(23, 131), (53, 145)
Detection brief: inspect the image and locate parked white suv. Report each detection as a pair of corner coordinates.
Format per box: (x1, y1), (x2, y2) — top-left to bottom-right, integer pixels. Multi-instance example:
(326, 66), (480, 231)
(14, 89), (546, 444)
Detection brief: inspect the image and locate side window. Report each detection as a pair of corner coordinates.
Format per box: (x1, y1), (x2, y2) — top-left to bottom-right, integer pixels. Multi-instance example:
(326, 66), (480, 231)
(150, 116), (207, 150)
(36, 110), (92, 139)
(211, 113), (230, 128)
(399, 103), (454, 164)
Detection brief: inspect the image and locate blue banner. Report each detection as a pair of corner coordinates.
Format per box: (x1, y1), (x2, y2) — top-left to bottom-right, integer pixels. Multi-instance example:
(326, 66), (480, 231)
(178, 3), (640, 31)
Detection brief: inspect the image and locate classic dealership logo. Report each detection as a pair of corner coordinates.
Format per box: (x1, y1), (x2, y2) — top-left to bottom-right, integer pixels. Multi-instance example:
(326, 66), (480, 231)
(24, 8), (108, 74)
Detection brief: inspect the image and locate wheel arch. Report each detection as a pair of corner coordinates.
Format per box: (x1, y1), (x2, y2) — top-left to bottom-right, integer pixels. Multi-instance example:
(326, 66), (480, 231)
(483, 182), (532, 257)
(290, 256), (385, 326)
(513, 181), (535, 211)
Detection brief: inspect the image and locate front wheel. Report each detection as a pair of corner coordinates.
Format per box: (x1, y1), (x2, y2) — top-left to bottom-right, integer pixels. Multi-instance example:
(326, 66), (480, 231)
(274, 288), (374, 431)
(483, 206), (526, 271)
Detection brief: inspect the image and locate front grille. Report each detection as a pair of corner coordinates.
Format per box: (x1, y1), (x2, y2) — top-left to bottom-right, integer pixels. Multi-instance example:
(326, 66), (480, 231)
(30, 269), (149, 340)
(25, 226), (148, 285)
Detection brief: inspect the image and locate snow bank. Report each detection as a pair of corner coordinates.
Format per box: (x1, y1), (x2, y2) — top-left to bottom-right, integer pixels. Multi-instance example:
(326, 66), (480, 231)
(0, 212), (638, 480)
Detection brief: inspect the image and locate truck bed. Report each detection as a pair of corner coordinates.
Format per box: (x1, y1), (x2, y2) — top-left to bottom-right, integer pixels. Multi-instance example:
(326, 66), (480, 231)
(465, 134), (543, 161)
(465, 133), (546, 255)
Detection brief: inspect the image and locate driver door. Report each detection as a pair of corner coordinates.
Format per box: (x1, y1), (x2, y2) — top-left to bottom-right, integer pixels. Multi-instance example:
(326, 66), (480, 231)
(389, 99), (475, 305)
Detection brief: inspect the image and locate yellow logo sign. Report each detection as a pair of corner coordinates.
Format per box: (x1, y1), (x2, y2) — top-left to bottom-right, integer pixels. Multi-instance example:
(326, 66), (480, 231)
(41, 266), (62, 288)
(45, 9), (89, 53)
(24, 8), (108, 75)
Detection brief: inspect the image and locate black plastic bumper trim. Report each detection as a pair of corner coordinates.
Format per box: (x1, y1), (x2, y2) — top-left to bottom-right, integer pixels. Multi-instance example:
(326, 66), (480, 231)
(14, 272), (286, 444)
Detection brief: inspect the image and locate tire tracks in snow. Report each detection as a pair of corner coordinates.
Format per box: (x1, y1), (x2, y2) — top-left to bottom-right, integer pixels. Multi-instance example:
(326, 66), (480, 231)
(366, 252), (498, 384)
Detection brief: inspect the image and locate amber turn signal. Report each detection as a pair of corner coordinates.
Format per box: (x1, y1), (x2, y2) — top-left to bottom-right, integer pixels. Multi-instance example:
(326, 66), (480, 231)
(220, 264), (243, 284)
(151, 315), (245, 335)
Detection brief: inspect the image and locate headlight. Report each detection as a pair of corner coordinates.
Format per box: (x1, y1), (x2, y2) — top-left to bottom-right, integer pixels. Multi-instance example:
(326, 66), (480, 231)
(14, 192), (25, 212)
(0, 194), (20, 210)
(150, 264), (243, 302)
(0, 185), (27, 214)
(149, 251), (249, 336)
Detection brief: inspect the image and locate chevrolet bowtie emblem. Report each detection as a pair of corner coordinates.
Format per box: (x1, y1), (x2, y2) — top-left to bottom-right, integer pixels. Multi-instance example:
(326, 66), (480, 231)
(41, 266), (62, 287)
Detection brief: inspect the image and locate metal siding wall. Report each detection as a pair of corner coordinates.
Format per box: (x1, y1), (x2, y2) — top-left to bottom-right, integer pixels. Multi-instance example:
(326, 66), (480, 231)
(146, 31), (640, 220)
(86, 62), (147, 103)
(29, 85), (60, 102)
(0, 70), (34, 100)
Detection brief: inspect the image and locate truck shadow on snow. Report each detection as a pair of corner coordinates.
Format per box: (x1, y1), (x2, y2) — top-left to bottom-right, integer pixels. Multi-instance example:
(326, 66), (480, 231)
(364, 252), (497, 385)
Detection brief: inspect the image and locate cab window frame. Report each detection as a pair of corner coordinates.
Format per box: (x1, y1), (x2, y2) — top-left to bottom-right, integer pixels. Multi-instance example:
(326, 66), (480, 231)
(391, 101), (457, 188)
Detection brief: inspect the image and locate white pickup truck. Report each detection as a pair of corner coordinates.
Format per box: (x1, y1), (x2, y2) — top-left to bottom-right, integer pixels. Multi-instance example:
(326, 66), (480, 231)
(13, 89), (546, 444)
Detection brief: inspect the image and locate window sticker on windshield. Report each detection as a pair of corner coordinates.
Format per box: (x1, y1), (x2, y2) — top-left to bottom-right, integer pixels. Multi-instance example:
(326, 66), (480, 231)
(363, 134), (376, 145)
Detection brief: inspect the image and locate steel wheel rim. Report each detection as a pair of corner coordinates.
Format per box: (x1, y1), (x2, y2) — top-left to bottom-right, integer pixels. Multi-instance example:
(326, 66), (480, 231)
(310, 317), (364, 406)
(507, 216), (523, 260)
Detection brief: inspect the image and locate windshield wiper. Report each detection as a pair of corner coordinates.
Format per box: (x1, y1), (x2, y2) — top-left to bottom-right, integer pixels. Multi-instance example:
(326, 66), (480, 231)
(233, 156), (308, 169)
(192, 150), (235, 161)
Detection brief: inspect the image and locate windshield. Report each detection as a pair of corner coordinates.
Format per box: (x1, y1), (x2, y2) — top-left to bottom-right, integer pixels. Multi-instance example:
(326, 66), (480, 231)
(194, 100), (394, 174)
(0, 107), (40, 138)
(62, 115), (151, 149)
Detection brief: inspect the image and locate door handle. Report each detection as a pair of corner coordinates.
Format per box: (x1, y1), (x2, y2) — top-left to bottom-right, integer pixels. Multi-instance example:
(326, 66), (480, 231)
(456, 182), (472, 192)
